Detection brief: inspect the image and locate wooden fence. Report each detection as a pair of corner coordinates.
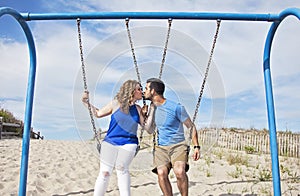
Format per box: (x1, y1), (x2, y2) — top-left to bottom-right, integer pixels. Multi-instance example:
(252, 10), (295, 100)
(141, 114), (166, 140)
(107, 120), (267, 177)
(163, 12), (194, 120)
(198, 128), (300, 158)
(0, 116), (22, 139)
(0, 116), (43, 140)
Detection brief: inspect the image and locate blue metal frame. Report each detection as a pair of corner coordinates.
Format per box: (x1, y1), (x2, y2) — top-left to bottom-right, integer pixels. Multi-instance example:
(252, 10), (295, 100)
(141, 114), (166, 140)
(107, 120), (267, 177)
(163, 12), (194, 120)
(22, 11), (279, 21)
(263, 7), (300, 195)
(1, 6), (299, 196)
(0, 7), (37, 196)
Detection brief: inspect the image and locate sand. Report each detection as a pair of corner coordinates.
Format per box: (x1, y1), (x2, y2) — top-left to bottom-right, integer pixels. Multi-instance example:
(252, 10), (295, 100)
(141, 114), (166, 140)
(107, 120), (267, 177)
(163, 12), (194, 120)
(0, 139), (299, 196)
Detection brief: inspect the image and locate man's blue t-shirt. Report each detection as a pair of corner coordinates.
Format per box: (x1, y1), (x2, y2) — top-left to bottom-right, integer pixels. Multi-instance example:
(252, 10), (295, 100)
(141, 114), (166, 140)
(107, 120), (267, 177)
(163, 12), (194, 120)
(103, 105), (139, 145)
(154, 99), (189, 146)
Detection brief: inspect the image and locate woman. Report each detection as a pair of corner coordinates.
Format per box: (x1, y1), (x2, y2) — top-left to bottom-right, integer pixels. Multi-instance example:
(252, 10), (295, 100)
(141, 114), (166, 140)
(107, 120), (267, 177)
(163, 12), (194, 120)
(81, 79), (147, 196)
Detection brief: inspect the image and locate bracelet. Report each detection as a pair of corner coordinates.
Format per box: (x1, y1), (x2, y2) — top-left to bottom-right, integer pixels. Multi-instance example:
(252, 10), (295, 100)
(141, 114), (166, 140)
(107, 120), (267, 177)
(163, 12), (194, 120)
(194, 146), (200, 149)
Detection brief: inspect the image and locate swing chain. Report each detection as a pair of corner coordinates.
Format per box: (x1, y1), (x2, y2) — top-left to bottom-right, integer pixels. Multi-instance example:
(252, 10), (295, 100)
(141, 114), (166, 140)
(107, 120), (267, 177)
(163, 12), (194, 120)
(192, 19), (221, 124)
(125, 18), (173, 81)
(125, 18), (172, 147)
(191, 19), (221, 125)
(125, 18), (142, 84)
(187, 19), (221, 148)
(159, 18), (172, 79)
(125, 18), (146, 147)
(76, 18), (101, 146)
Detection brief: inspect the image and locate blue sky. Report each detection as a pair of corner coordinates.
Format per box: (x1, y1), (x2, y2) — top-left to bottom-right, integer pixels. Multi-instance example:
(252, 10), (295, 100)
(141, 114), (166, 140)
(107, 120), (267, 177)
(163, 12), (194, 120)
(0, 1), (300, 140)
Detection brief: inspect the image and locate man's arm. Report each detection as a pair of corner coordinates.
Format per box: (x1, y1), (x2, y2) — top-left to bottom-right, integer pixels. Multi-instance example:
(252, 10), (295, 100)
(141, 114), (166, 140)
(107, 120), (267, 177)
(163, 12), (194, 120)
(143, 103), (155, 134)
(183, 117), (200, 161)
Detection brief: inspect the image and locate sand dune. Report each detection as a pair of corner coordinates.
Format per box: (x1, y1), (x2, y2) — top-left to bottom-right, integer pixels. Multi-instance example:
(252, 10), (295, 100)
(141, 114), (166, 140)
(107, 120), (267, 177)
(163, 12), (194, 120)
(0, 139), (299, 196)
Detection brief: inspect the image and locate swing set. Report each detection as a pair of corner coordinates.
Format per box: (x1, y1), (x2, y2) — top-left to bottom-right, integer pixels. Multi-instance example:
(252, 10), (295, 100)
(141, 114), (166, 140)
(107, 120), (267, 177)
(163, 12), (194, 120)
(77, 17), (221, 153)
(0, 6), (299, 196)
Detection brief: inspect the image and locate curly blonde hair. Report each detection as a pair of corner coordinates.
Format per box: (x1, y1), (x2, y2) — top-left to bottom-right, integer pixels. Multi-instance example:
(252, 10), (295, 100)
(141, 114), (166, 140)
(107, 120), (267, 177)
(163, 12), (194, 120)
(115, 80), (140, 114)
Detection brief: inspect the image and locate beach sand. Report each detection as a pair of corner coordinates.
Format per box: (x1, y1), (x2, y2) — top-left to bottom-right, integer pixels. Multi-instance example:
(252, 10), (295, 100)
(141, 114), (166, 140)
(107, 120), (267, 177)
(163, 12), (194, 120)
(0, 139), (299, 196)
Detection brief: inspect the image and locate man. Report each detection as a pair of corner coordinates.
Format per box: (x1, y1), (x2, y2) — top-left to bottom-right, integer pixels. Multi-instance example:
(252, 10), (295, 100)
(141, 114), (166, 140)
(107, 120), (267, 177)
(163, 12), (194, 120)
(143, 78), (200, 196)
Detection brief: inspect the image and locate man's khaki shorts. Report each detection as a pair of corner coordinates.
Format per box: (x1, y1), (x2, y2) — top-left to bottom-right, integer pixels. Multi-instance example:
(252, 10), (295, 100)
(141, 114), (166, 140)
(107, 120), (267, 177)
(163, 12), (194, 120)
(152, 141), (189, 174)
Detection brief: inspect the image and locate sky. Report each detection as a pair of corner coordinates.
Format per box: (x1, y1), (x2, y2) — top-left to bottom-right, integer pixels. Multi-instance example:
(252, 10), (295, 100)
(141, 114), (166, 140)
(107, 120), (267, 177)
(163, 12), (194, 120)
(0, 1), (300, 140)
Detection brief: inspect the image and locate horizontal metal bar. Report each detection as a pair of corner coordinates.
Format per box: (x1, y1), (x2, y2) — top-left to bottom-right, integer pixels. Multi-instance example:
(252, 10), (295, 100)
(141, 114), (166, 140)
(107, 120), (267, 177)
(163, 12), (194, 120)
(20, 11), (280, 22)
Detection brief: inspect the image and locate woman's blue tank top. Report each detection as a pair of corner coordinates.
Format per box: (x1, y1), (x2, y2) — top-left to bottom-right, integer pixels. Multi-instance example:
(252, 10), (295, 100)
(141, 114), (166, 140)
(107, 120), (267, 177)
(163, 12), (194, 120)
(103, 105), (139, 145)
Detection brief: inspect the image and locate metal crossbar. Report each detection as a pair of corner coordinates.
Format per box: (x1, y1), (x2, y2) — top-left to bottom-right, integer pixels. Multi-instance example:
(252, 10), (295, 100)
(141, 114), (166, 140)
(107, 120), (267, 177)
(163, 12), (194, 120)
(21, 11), (280, 21)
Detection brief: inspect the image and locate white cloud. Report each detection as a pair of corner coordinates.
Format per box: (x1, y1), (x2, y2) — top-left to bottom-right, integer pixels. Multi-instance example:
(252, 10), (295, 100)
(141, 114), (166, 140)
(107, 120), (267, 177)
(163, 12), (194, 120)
(0, 39), (29, 119)
(1, 1), (300, 140)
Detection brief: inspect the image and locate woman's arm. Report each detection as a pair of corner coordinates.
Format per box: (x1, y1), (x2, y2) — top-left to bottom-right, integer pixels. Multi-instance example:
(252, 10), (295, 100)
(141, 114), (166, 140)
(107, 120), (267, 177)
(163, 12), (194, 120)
(81, 91), (115, 118)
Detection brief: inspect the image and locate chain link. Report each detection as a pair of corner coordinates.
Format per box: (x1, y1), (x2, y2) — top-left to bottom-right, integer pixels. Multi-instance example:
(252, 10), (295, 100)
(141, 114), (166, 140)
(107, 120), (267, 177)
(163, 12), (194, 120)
(76, 18), (101, 147)
(125, 18), (142, 85)
(159, 18), (172, 79)
(189, 19), (221, 142)
(125, 18), (172, 145)
(126, 18), (173, 82)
